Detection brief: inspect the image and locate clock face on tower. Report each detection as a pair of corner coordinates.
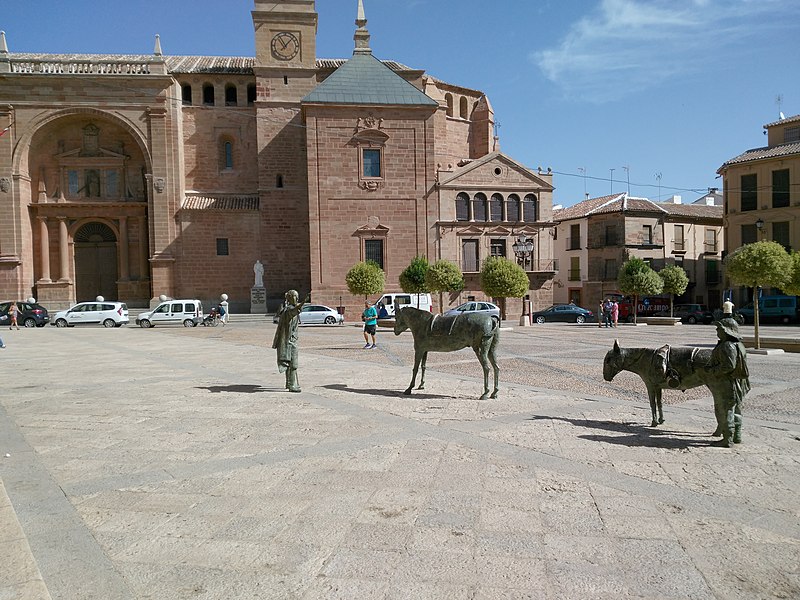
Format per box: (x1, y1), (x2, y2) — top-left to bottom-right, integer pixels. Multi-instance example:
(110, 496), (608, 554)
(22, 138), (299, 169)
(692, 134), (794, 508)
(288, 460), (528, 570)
(271, 32), (300, 61)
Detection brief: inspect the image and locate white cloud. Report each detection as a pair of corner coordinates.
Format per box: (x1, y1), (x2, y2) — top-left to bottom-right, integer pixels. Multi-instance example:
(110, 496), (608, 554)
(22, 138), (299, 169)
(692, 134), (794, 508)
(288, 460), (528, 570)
(533, 0), (800, 102)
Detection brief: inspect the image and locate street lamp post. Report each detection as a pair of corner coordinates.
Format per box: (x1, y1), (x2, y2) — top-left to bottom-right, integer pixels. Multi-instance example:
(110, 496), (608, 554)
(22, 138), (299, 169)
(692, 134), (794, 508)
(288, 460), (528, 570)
(512, 234), (534, 326)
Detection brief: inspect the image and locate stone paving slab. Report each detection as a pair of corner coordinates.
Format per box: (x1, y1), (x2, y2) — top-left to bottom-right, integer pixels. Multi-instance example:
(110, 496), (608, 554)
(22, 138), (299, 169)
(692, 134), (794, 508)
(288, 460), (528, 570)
(1, 322), (799, 599)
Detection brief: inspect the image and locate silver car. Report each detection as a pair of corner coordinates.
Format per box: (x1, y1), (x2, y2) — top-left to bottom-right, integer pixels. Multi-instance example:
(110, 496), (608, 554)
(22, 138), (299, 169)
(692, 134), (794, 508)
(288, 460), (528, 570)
(272, 304), (344, 325)
(444, 301), (501, 322)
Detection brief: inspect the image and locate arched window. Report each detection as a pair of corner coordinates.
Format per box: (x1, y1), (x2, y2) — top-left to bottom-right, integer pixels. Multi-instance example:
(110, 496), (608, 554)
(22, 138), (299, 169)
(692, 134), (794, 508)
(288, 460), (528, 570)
(225, 84), (237, 106)
(455, 192), (470, 221)
(181, 84), (192, 106)
(276, 174), (284, 188)
(523, 194), (538, 222)
(473, 193), (488, 222)
(221, 140), (233, 170)
(460, 97), (469, 119)
(247, 84), (256, 106)
(506, 194), (521, 221)
(203, 83), (215, 106)
(490, 193), (504, 221)
(445, 93), (454, 117)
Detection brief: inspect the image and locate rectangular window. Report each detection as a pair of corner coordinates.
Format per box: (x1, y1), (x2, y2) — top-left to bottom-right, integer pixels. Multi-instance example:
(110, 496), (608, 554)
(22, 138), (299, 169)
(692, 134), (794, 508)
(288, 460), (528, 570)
(490, 239), (506, 258)
(741, 174), (757, 211)
(773, 221), (790, 251)
(462, 239), (479, 272)
(642, 225), (653, 244)
(365, 239), (384, 269)
(362, 149), (382, 178)
(674, 225), (685, 251)
(605, 225), (617, 246)
(785, 126), (800, 143)
(68, 170), (79, 195)
(773, 169), (790, 208)
(741, 223), (757, 245)
(568, 256), (580, 281)
(105, 170), (118, 198)
(705, 259), (719, 285)
(704, 228), (717, 252)
(569, 224), (581, 250)
(603, 259), (617, 280)
(216, 238), (229, 256)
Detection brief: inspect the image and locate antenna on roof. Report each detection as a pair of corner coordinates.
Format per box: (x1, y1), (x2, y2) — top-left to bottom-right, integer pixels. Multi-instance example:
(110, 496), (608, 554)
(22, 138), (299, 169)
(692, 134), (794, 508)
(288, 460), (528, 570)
(776, 94), (785, 120)
(655, 172), (662, 202)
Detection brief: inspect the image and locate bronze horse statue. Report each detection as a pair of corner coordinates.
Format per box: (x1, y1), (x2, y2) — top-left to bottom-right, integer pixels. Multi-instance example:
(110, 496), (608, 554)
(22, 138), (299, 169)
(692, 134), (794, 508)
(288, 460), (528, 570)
(394, 307), (500, 400)
(603, 340), (725, 430)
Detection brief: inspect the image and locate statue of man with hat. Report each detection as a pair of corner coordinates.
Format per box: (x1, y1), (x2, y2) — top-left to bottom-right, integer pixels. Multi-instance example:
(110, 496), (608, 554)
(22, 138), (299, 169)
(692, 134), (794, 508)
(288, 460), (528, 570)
(704, 318), (751, 447)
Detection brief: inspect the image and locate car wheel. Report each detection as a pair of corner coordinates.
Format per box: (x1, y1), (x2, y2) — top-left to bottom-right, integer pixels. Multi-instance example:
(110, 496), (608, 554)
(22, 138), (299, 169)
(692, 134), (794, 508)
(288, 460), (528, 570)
(687, 316), (697, 324)
(55, 318), (68, 328)
(139, 319), (152, 329)
(23, 318), (37, 328)
(576, 315), (585, 324)
(183, 319), (196, 327)
(324, 316), (336, 325)
(103, 319), (116, 328)
(535, 316), (545, 324)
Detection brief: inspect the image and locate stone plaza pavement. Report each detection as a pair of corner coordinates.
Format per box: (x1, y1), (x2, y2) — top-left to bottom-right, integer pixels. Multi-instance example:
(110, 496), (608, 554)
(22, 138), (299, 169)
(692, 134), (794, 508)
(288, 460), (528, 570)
(1, 319), (799, 600)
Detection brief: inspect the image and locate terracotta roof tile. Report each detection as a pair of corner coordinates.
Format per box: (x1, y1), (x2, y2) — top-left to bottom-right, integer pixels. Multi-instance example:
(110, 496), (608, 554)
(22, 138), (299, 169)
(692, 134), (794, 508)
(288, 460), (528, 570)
(554, 193), (722, 222)
(182, 194), (259, 211)
(764, 113), (800, 128)
(719, 142), (800, 169)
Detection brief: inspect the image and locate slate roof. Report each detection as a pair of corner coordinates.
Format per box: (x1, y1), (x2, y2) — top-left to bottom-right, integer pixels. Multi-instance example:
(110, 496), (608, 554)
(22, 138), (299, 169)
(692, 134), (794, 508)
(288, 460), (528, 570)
(302, 51), (437, 106)
(718, 142), (800, 169)
(182, 194), (259, 211)
(6, 53), (414, 76)
(554, 193), (721, 222)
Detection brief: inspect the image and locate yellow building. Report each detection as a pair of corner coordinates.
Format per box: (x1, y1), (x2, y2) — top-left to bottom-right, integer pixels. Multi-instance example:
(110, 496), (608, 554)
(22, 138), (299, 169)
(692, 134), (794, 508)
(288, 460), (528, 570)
(718, 113), (800, 303)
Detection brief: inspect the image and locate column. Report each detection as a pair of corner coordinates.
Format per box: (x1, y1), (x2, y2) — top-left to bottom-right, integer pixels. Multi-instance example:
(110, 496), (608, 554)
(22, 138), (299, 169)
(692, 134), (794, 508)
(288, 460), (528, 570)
(58, 217), (70, 282)
(118, 216), (129, 281)
(37, 216), (51, 282)
(138, 216), (149, 280)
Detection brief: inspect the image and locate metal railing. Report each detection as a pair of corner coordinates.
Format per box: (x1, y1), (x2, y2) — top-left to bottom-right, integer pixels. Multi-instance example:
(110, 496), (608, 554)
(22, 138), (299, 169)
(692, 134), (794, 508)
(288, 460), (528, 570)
(568, 269), (581, 281)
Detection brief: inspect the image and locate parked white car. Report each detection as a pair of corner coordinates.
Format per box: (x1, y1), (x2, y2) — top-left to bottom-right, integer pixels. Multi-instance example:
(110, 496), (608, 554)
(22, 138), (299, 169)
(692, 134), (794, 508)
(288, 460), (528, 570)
(51, 301), (129, 328)
(444, 301), (501, 322)
(136, 299), (203, 328)
(272, 304), (344, 325)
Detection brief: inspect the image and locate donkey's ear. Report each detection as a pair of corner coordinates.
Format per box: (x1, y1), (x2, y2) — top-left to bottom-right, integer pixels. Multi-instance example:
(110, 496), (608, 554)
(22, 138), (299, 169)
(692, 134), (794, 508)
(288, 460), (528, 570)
(613, 339), (620, 353)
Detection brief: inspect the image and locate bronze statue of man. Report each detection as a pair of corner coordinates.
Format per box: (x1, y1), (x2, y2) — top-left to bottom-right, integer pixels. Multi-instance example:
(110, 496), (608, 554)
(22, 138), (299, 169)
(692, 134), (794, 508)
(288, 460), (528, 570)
(272, 290), (308, 392)
(705, 318), (751, 447)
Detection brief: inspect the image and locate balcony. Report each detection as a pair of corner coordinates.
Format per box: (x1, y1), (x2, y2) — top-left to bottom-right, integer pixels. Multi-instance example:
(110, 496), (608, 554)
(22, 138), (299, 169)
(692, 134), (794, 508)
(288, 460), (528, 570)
(567, 237), (581, 250)
(568, 269), (581, 281)
(673, 240), (686, 252)
(704, 242), (719, 253)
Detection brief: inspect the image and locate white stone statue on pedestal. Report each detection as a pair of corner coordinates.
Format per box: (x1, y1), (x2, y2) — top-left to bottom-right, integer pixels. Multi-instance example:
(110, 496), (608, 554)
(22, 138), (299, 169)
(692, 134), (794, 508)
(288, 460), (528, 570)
(254, 260), (264, 288)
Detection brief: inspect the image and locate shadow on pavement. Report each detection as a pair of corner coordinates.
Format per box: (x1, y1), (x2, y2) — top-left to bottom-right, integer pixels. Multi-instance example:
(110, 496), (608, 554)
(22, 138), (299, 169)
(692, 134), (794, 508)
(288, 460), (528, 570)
(197, 384), (275, 394)
(526, 415), (715, 449)
(321, 383), (449, 400)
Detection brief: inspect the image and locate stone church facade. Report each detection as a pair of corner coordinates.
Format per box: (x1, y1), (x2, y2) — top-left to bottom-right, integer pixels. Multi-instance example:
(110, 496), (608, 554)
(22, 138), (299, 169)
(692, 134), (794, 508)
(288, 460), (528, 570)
(0, 0), (555, 314)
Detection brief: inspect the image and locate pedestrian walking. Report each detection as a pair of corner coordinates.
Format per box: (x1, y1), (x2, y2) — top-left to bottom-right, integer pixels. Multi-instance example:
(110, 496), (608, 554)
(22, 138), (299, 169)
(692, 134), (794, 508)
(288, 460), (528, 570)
(362, 300), (378, 348)
(602, 298), (613, 328)
(611, 300), (619, 327)
(8, 302), (19, 330)
(598, 300), (604, 328)
(722, 298), (734, 318)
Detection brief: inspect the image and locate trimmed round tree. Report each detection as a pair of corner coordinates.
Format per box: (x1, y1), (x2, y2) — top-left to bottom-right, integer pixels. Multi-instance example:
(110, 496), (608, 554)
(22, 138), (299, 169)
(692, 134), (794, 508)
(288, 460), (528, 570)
(659, 265), (689, 317)
(724, 241), (792, 349)
(783, 251), (800, 297)
(618, 257), (664, 325)
(345, 260), (385, 302)
(480, 256), (529, 320)
(399, 255), (430, 307)
(425, 260), (464, 313)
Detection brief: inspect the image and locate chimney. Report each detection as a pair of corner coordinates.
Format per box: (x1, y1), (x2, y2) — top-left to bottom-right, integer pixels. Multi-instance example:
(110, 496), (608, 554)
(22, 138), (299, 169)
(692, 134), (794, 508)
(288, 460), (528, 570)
(669, 194), (682, 204)
(705, 196), (715, 206)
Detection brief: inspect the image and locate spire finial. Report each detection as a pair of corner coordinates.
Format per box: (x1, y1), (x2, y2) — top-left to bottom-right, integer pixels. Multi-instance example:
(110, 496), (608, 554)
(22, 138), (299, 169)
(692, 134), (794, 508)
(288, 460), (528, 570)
(0, 31), (8, 55)
(354, 0), (371, 54)
(153, 34), (162, 57)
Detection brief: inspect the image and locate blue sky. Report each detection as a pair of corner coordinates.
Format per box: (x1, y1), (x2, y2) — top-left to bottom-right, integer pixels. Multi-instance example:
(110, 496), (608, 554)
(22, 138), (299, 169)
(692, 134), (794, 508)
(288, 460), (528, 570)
(4, 0), (799, 207)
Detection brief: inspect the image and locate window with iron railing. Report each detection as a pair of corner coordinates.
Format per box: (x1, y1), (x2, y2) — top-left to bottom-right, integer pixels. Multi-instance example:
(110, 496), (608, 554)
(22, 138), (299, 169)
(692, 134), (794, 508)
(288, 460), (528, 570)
(568, 269), (581, 281)
(567, 236), (581, 250)
(704, 229), (718, 252)
(705, 259), (720, 285)
(673, 225), (685, 252)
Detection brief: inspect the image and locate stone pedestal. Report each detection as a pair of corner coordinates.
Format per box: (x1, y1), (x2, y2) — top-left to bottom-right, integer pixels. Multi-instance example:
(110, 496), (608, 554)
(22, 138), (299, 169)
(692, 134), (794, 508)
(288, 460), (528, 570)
(251, 286), (267, 314)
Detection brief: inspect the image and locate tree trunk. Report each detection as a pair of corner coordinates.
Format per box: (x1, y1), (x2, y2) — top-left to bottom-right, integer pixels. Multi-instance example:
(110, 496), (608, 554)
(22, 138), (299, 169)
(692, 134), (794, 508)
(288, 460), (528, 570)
(633, 294), (639, 325)
(754, 287), (761, 350)
(670, 294), (674, 318)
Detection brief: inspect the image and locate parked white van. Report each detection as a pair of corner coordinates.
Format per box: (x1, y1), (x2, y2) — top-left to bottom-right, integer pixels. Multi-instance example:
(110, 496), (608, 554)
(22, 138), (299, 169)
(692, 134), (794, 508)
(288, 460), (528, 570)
(376, 293), (432, 318)
(136, 299), (203, 328)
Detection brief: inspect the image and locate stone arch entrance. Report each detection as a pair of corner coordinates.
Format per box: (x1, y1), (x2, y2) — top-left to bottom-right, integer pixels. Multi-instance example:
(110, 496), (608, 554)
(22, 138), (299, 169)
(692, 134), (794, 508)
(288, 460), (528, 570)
(74, 222), (118, 301)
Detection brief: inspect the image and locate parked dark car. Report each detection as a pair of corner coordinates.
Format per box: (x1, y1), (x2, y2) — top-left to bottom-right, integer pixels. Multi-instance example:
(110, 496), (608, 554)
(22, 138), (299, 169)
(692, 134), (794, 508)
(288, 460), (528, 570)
(531, 304), (595, 324)
(654, 303), (714, 324)
(0, 300), (50, 327)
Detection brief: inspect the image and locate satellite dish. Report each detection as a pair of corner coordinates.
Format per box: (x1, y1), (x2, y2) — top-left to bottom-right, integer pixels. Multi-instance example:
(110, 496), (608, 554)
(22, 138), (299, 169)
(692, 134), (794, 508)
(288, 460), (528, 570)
(780, 111), (786, 120)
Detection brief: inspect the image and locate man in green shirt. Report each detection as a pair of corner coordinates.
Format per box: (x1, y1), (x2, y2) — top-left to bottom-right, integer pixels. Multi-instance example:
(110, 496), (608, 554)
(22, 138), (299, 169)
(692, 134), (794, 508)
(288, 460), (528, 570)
(362, 300), (378, 349)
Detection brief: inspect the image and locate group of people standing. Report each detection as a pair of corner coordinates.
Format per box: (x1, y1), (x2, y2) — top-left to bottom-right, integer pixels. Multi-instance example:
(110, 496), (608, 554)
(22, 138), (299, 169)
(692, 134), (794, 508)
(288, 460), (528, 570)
(598, 298), (619, 328)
